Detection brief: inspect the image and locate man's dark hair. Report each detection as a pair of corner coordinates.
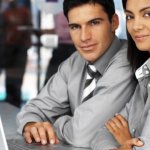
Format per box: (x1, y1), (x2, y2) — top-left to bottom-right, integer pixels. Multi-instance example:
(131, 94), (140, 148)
(122, 0), (149, 71)
(63, 0), (115, 22)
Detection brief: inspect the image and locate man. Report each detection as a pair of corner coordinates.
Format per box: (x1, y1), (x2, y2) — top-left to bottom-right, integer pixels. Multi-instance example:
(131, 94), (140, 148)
(17, 0), (136, 147)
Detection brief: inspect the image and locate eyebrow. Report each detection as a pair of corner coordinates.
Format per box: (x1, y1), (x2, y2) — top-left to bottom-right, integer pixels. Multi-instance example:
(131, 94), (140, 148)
(125, 6), (150, 14)
(68, 23), (78, 28)
(68, 17), (104, 27)
(140, 6), (150, 12)
(88, 17), (104, 23)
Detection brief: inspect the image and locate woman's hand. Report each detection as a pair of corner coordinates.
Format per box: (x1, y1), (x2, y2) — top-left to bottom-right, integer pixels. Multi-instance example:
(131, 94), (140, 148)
(118, 138), (144, 150)
(105, 114), (132, 145)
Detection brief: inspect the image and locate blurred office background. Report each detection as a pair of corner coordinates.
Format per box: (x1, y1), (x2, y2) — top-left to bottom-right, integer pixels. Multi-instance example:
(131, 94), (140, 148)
(0, 0), (126, 107)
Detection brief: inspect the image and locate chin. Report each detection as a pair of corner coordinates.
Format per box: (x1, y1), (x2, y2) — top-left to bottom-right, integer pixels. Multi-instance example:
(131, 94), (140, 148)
(138, 48), (150, 52)
(87, 58), (97, 63)
(82, 55), (97, 62)
(136, 45), (150, 52)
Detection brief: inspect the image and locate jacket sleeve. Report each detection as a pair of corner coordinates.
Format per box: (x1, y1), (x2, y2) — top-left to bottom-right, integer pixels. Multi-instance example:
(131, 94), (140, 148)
(134, 110), (150, 150)
(90, 99), (132, 150)
(91, 127), (119, 150)
(16, 56), (73, 134)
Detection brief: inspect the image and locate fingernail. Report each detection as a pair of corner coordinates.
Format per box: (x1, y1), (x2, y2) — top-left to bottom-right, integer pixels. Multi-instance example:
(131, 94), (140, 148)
(50, 139), (55, 144)
(28, 139), (32, 143)
(138, 141), (143, 145)
(36, 138), (40, 142)
(115, 113), (119, 116)
(42, 140), (47, 145)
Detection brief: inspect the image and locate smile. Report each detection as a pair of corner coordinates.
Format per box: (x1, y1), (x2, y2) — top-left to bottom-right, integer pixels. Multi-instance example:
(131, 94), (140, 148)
(134, 35), (150, 42)
(80, 44), (97, 51)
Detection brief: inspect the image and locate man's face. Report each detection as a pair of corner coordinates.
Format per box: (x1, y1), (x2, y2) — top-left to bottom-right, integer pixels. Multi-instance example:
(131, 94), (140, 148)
(68, 3), (118, 63)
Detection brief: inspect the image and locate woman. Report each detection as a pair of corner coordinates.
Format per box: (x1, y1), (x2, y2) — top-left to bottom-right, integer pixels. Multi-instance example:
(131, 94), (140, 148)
(91, 0), (150, 149)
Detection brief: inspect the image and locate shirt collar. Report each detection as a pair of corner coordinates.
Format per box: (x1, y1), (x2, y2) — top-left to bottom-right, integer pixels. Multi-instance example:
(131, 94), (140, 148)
(93, 36), (123, 75)
(146, 57), (150, 69)
(135, 57), (150, 80)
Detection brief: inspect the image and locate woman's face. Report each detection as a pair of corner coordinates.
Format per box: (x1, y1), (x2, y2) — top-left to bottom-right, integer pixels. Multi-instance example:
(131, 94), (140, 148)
(126, 0), (150, 52)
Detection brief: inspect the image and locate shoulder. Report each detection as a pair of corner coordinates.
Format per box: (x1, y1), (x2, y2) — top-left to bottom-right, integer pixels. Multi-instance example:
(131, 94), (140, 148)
(62, 51), (84, 67)
(102, 40), (134, 83)
(108, 39), (129, 67)
(57, 51), (85, 78)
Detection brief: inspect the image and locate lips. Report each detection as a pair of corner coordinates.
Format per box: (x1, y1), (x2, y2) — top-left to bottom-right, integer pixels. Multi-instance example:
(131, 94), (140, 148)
(80, 44), (97, 51)
(134, 35), (149, 42)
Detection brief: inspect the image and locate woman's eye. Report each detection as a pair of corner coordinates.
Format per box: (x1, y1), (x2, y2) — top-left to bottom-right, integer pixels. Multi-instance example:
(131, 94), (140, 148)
(126, 15), (133, 20)
(144, 12), (150, 17)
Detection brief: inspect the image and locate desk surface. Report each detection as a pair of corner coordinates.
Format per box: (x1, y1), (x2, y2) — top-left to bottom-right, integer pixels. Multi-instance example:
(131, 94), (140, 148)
(0, 102), (19, 138)
(0, 102), (91, 150)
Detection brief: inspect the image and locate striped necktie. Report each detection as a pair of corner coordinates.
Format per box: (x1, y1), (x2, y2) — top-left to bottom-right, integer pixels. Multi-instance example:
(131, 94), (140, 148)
(82, 64), (101, 102)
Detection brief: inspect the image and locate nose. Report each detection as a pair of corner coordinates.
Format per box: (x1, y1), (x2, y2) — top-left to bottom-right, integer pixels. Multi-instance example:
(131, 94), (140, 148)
(80, 26), (91, 42)
(132, 17), (143, 31)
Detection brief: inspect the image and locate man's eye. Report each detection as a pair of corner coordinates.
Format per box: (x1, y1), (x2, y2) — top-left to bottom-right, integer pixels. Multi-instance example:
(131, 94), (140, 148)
(90, 20), (100, 25)
(69, 25), (80, 30)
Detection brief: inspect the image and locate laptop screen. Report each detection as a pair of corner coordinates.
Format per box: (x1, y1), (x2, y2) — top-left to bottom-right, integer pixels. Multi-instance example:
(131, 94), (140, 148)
(0, 117), (9, 150)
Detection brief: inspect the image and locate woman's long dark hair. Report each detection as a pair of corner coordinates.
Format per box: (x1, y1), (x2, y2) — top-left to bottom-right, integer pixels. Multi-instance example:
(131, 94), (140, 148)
(122, 0), (149, 71)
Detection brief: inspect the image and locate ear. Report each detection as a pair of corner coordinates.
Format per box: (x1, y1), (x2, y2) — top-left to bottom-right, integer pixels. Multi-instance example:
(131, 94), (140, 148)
(111, 13), (119, 32)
